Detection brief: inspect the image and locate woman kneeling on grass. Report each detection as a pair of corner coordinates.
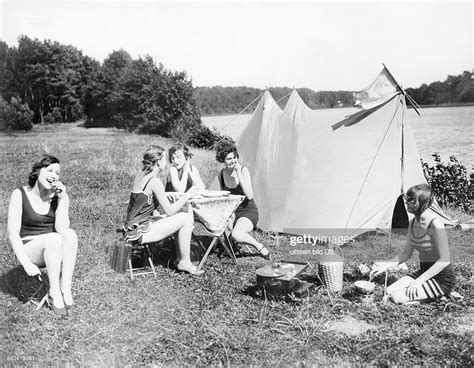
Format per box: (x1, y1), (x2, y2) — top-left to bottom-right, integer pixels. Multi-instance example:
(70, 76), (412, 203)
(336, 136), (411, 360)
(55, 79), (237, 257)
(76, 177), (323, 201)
(123, 145), (203, 275)
(8, 155), (78, 317)
(371, 184), (456, 305)
(215, 141), (270, 259)
(165, 142), (205, 193)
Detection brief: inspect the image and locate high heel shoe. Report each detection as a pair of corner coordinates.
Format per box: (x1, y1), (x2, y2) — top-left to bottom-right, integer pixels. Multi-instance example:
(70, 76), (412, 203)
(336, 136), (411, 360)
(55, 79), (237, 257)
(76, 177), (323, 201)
(61, 287), (73, 311)
(177, 261), (205, 276)
(47, 294), (68, 317)
(256, 244), (270, 260)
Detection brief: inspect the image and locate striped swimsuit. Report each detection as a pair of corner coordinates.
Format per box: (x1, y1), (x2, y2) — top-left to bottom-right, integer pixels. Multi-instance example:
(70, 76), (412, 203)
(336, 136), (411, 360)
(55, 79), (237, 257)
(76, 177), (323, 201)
(407, 217), (456, 299)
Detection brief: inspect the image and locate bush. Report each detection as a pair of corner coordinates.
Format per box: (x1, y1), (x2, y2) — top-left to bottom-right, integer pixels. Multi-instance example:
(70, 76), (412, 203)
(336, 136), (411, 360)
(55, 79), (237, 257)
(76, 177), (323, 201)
(51, 107), (63, 123)
(43, 112), (54, 125)
(0, 97), (9, 131)
(422, 153), (471, 212)
(0, 97), (34, 131)
(171, 119), (230, 149)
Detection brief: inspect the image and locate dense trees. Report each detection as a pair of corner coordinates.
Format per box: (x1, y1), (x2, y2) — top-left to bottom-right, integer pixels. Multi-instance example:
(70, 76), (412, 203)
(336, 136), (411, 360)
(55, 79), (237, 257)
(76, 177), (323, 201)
(1, 35), (472, 144)
(195, 73), (473, 115)
(0, 37), (219, 146)
(405, 71), (473, 106)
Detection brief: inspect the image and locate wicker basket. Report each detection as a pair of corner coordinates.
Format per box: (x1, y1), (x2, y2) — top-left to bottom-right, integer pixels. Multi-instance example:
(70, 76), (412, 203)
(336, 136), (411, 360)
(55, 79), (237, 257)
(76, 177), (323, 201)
(318, 247), (344, 291)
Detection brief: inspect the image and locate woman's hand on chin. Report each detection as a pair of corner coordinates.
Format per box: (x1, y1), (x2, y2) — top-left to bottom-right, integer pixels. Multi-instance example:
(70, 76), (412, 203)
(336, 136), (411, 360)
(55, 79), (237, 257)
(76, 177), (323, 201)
(51, 181), (67, 198)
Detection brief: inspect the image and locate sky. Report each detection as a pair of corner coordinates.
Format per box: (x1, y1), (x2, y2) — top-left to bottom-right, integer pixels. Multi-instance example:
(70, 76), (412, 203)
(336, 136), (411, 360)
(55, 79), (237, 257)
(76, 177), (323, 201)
(1, 0), (472, 91)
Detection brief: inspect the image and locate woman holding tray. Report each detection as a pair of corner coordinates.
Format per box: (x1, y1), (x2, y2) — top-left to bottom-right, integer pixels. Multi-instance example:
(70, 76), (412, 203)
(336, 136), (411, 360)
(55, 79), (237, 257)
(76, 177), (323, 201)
(215, 141), (270, 259)
(123, 145), (203, 275)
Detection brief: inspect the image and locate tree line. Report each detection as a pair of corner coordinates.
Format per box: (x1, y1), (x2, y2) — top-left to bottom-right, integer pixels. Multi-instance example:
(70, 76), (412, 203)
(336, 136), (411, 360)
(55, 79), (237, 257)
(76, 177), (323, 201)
(0, 36), (221, 147)
(405, 71), (473, 106)
(194, 86), (354, 115)
(195, 71), (473, 115)
(1, 36), (472, 144)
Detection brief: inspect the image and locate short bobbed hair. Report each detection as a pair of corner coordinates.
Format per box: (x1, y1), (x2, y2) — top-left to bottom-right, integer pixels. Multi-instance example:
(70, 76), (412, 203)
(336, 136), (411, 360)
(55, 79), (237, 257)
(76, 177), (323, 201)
(168, 142), (193, 163)
(215, 140), (238, 163)
(405, 183), (434, 218)
(28, 155), (60, 187)
(142, 145), (165, 174)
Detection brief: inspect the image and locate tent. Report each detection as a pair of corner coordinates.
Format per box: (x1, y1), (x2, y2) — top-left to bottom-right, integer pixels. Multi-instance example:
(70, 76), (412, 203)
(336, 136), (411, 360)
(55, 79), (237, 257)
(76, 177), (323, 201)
(223, 67), (453, 237)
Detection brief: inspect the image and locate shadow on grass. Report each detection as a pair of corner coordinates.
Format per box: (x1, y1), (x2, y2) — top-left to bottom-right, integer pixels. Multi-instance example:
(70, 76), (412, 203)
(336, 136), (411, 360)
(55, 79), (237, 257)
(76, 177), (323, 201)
(0, 266), (49, 303)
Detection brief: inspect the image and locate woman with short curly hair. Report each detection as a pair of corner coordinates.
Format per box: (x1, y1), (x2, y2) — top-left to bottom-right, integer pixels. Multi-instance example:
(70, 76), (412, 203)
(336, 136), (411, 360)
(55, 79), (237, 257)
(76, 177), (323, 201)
(215, 141), (269, 259)
(371, 184), (456, 304)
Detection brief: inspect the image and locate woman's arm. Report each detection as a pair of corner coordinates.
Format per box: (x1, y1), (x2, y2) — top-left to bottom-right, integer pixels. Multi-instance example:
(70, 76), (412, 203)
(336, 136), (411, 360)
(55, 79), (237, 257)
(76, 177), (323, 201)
(169, 165), (189, 193)
(150, 177), (197, 216)
(7, 189), (40, 276)
(188, 165), (205, 190)
(371, 222), (415, 277)
(235, 164), (253, 199)
(53, 181), (71, 233)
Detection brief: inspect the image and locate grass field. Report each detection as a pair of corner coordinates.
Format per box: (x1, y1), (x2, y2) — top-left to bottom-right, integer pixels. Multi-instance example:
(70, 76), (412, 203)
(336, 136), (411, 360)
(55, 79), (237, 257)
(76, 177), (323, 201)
(0, 122), (472, 367)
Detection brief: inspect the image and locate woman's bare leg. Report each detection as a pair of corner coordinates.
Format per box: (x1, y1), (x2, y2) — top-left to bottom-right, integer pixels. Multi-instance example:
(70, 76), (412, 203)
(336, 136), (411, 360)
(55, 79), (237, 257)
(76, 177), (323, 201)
(141, 211), (194, 265)
(231, 217), (261, 249)
(59, 229), (78, 305)
(24, 233), (64, 308)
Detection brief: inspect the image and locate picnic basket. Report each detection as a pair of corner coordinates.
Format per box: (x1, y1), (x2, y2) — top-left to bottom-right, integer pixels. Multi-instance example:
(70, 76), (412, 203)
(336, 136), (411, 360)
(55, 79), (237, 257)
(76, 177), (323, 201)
(318, 247), (343, 291)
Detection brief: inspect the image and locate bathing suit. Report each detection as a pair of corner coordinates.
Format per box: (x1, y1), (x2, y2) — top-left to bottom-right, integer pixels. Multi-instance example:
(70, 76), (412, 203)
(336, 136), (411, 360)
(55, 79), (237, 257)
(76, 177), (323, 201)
(123, 177), (160, 243)
(219, 169), (259, 228)
(407, 217), (456, 298)
(165, 166), (193, 192)
(19, 186), (57, 239)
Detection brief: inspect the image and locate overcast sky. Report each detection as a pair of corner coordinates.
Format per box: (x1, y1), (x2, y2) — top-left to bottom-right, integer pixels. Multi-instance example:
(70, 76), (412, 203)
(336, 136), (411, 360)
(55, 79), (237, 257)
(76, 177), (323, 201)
(1, 0), (472, 91)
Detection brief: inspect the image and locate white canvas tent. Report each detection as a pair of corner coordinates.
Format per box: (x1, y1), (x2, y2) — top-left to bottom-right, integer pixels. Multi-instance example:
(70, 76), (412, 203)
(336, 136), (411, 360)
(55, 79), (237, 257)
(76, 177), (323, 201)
(217, 68), (452, 237)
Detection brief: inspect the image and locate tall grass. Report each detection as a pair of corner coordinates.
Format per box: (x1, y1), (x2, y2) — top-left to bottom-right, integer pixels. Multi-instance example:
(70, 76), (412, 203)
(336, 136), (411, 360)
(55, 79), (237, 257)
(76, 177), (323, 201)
(0, 122), (472, 367)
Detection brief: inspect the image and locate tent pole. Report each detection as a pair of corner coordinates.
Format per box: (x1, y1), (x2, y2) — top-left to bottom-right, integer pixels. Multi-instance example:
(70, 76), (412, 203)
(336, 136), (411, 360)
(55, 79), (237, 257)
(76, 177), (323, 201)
(207, 92), (265, 150)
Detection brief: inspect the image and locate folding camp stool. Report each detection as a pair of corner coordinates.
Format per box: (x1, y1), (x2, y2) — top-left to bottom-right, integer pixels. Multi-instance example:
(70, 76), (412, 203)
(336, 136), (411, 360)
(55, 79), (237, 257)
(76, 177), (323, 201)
(126, 240), (157, 280)
(112, 229), (156, 280)
(28, 274), (50, 310)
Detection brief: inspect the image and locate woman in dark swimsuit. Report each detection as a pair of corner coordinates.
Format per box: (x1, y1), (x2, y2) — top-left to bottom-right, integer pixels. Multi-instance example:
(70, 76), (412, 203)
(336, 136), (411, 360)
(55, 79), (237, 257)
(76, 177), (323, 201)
(8, 155), (78, 316)
(123, 145), (203, 275)
(216, 141), (270, 259)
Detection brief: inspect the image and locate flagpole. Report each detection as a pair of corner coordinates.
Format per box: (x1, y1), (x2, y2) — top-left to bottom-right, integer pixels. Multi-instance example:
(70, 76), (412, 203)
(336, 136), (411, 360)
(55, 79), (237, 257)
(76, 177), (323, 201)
(383, 63), (421, 116)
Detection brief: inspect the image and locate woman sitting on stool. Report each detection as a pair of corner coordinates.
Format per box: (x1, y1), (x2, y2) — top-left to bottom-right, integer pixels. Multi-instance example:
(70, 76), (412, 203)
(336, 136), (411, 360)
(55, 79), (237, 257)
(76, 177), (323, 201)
(7, 155), (78, 317)
(123, 145), (203, 275)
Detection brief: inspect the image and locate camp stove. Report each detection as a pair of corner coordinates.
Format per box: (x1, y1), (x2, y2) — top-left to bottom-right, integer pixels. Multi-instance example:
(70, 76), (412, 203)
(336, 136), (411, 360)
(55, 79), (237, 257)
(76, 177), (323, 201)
(255, 261), (313, 297)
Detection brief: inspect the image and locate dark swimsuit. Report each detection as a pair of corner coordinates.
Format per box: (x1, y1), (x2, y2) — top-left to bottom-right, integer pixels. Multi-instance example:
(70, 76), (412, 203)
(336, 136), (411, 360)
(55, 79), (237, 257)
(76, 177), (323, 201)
(219, 169), (259, 228)
(123, 177), (159, 243)
(19, 186), (57, 241)
(407, 217), (456, 298)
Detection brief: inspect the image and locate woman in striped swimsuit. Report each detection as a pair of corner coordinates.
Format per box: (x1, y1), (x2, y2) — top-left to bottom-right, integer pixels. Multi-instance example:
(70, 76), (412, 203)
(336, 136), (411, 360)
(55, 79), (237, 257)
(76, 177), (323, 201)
(370, 184), (456, 304)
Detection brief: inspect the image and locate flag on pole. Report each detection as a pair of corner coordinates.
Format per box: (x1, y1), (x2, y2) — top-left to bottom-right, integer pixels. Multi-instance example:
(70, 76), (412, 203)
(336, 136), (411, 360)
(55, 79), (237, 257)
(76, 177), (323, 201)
(353, 66), (401, 109)
(332, 66), (402, 131)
